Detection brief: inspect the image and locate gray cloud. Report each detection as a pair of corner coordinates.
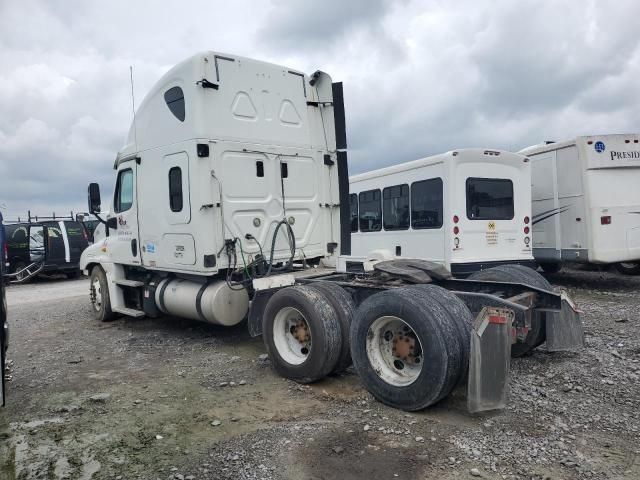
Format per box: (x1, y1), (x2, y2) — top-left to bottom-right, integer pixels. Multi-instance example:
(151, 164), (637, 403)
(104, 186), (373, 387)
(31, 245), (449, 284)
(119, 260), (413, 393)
(0, 0), (639, 218)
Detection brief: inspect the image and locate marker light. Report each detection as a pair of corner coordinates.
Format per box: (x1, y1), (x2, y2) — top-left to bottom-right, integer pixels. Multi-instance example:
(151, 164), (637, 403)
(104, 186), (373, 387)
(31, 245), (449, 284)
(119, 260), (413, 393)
(601, 215), (611, 225)
(524, 226), (530, 234)
(524, 216), (530, 224)
(453, 226), (460, 235)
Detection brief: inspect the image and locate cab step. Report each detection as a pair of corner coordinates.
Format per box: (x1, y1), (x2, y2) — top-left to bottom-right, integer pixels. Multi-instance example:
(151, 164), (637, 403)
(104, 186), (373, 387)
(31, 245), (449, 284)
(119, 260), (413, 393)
(115, 279), (144, 288)
(113, 306), (146, 318)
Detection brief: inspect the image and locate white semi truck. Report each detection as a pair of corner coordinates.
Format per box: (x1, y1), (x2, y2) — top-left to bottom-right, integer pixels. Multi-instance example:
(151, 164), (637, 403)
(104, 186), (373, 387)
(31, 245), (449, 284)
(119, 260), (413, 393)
(81, 52), (583, 412)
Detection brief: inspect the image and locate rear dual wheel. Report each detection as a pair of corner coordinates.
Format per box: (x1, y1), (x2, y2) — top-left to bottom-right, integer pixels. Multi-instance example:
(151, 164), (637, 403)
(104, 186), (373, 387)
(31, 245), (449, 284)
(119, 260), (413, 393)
(468, 265), (552, 357)
(262, 284), (354, 384)
(350, 285), (473, 411)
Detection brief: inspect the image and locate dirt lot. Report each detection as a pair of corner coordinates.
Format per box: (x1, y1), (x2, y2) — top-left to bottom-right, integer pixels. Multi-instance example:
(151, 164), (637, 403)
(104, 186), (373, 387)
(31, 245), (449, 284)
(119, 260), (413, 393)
(2, 267), (639, 480)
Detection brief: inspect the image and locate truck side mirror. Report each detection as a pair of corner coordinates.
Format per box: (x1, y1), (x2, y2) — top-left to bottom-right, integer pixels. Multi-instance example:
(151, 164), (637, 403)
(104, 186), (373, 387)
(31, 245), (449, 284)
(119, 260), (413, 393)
(88, 183), (101, 214)
(106, 217), (118, 230)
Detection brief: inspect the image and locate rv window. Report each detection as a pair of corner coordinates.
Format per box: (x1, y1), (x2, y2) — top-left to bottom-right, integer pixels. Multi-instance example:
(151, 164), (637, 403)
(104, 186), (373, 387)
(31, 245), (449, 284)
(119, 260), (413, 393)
(349, 193), (359, 232)
(114, 169), (134, 213)
(466, 178), (514, 220)
(359, 189), (382, 232)
(168, 167), (183, 212)
(383, 184), (409, 230)
(164, 86), (185, 122)
(411, 178), (443, 229)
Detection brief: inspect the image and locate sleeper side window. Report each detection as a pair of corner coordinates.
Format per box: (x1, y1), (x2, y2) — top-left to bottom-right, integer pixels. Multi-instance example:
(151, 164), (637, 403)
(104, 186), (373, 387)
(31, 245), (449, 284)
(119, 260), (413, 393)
(411, 178), (443, 229)
(383, 184), (409, 230)
(359, 189), (382, 232)
(168, 167), (183, 212)
(349, 193), (359, 232)
(114, 169), (134, 213)
(164, 86), (185, 122)
(466, 178), (514, 220)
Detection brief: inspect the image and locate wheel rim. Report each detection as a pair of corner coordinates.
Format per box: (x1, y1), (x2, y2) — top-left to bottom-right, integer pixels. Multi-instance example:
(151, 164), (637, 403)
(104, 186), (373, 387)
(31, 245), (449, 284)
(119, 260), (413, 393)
(619, 262), (638, 269)
(15, 264), (26, 281)
(90, 277), (103, 312)
(272, 307), (311, 365)
(366, 316), (423, 387)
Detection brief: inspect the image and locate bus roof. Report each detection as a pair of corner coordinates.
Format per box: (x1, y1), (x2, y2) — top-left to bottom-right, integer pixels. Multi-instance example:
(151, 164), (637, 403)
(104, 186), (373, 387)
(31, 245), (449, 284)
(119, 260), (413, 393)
(350, 148), (527, 184)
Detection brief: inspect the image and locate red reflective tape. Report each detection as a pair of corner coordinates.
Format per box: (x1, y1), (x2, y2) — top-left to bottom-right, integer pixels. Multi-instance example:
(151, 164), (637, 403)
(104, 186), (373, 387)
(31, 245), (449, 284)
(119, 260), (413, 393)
(488, 315), (507, 324)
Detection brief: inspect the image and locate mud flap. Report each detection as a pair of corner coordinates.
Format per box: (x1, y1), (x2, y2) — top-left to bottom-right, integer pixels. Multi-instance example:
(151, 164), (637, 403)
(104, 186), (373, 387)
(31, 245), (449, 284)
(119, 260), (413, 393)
(467, 307), (513, 413)
(545, 292), (584, 352)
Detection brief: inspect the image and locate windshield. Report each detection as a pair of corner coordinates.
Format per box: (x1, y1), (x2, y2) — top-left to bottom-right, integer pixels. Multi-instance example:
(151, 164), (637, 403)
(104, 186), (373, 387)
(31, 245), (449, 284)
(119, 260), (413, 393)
(466, 177), (514, 220)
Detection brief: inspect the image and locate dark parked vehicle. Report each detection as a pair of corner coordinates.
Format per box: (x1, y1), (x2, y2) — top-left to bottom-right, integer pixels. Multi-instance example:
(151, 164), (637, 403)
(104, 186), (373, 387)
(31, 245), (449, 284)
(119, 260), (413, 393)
(1, 212), (8, 405)
(5, 220), (89, 282)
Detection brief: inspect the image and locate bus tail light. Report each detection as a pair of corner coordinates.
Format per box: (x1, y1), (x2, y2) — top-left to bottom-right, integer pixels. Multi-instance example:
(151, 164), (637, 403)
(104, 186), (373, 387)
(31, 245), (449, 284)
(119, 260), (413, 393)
(453, 226), (460, 235)
(524, 226), (530, 234)
(453, 215), (459, 224)
(601, 216), (611, 225)
(524, 216), (530, 224)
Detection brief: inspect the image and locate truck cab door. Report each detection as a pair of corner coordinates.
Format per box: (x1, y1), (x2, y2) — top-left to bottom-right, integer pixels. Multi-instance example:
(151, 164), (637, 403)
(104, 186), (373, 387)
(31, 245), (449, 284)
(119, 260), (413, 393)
(109, 162), (142, 265)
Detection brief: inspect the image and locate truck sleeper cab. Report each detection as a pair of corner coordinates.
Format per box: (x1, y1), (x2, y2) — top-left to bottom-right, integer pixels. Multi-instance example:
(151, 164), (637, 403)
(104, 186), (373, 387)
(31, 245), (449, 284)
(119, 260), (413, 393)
(521, 134), (640, 275)
(347, 149), (535, 277)
(81, 52), (583, 413)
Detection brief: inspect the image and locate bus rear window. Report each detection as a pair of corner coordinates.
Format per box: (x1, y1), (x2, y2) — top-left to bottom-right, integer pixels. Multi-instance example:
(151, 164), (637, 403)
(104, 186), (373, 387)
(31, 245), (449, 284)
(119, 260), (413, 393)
(466, 178), (514, 220)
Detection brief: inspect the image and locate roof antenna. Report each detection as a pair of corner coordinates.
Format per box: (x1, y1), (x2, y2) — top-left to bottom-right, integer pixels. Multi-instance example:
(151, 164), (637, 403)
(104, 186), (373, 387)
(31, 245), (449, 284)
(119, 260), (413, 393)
(130, 65), (139, 152)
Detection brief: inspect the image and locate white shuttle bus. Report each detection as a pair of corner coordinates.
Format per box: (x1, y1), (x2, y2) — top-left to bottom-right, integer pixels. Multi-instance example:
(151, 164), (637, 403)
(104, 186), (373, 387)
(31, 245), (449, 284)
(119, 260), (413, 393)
(348, 149), (535, 277)
(521, 134), (640, 275)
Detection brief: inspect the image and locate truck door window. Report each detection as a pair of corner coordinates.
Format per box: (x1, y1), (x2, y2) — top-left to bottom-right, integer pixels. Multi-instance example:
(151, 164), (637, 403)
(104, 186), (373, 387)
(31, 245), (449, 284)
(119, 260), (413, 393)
(359, 189), (382, 232)
(349, 194), (358, 232)
(383, 184), (409, 231)
(168, 167), (183, 212)
(466, 178), (514, 220)
(114, 169), (134, 213)
(411, 178), (443, 229)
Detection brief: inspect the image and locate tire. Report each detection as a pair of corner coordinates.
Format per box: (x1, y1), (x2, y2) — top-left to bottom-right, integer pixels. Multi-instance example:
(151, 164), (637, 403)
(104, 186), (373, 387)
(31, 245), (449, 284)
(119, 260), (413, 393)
(404, 284), (474, 386)
(350, 286), (464, 411)
(468, 265), (552, 357)
(89, 266), (115, 322)
(12, 261), (30, 283)
(615, 262), (640, 275)
(539, 262), (562, 274)
(262, 285), (342, 383)
(66, 269), (81, 279)
(306, 282), (355, 373)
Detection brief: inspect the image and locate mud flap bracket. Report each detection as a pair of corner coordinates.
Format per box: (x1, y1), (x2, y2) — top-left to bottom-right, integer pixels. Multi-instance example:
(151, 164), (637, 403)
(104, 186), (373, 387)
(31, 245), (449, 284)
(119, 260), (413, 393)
(467, 307), (514, 413)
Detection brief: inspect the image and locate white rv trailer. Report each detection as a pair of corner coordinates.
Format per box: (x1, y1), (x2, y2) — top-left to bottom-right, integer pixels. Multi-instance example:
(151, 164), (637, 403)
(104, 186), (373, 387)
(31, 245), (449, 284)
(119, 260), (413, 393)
(348, 149), (535, 277)
(81, 52), (582, 413)
(520, 134), (640, 275)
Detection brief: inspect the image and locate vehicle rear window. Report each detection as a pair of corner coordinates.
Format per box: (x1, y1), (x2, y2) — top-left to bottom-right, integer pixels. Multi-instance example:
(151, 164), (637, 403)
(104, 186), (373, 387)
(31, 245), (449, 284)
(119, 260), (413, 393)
(466, 178), (514, 220)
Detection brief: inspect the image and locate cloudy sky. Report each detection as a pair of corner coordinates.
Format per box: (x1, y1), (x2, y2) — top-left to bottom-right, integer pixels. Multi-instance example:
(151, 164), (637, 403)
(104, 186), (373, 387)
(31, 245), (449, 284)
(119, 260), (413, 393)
(0, 0), (638, 218)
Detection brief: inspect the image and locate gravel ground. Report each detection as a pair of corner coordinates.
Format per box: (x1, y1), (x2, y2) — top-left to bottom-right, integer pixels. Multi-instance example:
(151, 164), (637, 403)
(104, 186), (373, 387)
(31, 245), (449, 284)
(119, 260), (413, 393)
(1, 266), (639, 480)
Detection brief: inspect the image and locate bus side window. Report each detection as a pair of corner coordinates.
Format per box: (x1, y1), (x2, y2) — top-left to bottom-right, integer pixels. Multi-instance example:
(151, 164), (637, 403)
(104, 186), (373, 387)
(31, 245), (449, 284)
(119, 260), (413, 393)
(359, 189), (382, 232)
(349, 193), (359, 232)
(411, 178), (443, 229)
(383, 184), (409, 231)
